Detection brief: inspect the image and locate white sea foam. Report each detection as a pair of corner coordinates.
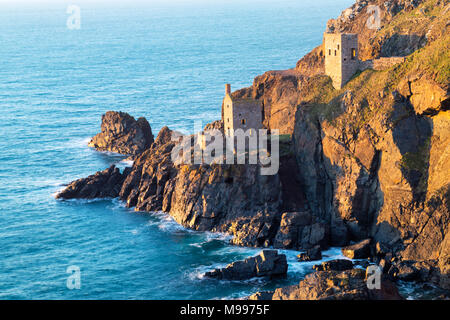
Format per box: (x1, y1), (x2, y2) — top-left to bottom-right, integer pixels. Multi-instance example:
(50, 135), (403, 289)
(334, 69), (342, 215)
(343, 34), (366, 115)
(149, 211), (191, 234)
(72, 136), (92, 148)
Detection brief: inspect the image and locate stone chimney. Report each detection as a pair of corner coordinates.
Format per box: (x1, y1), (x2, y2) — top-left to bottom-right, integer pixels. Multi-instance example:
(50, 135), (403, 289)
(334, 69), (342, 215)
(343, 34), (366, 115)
(225, 84), (231, 96)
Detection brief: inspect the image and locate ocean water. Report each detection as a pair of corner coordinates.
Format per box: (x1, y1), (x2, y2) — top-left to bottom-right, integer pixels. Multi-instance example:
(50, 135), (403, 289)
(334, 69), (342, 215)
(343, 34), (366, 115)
(0, 0), (359, 299)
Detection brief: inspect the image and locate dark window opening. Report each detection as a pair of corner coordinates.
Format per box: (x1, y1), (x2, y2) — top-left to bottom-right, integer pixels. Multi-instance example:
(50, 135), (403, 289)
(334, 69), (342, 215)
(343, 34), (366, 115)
(337, 44), (340, 50)
(329, 49), (331, 56)
(334, 50), (337, 56)
(241, 119), (246, 125)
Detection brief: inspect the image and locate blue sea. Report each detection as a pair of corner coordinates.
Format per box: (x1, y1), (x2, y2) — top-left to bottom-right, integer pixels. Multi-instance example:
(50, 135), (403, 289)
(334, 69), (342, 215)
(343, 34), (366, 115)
(0, 0), (360, 299)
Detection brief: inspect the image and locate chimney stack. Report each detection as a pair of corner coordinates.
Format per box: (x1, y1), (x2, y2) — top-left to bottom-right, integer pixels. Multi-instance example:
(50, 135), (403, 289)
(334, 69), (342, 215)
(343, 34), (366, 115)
(225, 84), (231, 96)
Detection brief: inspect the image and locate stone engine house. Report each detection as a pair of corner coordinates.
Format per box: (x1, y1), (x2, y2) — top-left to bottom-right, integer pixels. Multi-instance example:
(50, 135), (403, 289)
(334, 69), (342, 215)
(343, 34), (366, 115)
(324, 32), (406, 90)
(324, 32), (359, 89)
(222, 84), (263, 136)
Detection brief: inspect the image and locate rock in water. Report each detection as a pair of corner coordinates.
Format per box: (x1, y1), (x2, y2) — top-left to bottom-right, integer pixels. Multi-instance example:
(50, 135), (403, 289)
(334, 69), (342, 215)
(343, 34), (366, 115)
(342, 239), (371, 259)
(313, 259), (354, 272)
(297, 245), (322, 262)
(204, 250), (288, 280)
(248, 291), (274, 300)
(56, 165), (128, 199)
(271, 269), (403, 300)
(88, 111), (154, 157)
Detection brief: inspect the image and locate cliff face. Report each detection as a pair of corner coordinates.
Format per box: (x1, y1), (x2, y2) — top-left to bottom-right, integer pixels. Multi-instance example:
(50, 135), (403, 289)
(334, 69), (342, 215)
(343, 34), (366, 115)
(57, 0), (450, 292)
(88, 111), (154, 157)
(237, 0), (449, 135)
(289, 0), (449, 288)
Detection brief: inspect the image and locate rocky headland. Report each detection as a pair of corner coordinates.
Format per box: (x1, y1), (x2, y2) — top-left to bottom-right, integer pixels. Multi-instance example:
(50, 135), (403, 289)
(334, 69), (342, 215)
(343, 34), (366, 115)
(57, 0), (449, 299)
(88, 111), (154, 157)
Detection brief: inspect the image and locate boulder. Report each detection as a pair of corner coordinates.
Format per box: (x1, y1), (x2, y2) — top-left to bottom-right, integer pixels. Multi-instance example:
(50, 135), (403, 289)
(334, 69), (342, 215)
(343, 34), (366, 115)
(88, 111), (154, 157)
(273, 211), (312, 249)
(56, 165), (128, 200)
(396, 263), (419, 281)
(313, 259), (354, 272)
(204, 250), (288, 280)
(297, 245), (322, 262)
(273, 212), (329, 250)
(272, 269), (403, 300)
(342, 239), (372, 259)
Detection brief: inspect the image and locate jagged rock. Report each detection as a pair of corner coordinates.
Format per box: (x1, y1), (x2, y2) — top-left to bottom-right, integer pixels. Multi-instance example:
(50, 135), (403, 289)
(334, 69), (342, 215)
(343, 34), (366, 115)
(204, 250), (288, 280)
(271, 269), (403, 300)
(395, 262), (419, 281)
(379, 258), (391, 274)
(88, 111), (154, 157)
(438, 230), (450, 289)
(273, 211), (310, 249)
(313, 259), (354, 272)
(248, 291), (274, 300)
(203, 120), (224, 132)
(273, 212), (329, 250)
(342, 239), (372, 259)
(297, 245), (322, 262)
(56, 165), (128, 199)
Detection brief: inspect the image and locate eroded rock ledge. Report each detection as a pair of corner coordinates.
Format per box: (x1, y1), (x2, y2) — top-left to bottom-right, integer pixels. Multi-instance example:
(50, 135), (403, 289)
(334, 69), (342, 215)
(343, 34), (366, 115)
(270, 269), (403, 300)
(204, 250), (288, 280)
(88, 111), (154, 157)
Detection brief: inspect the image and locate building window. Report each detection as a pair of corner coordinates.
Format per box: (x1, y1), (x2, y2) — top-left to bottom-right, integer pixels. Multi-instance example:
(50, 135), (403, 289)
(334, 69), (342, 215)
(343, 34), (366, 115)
(329, 49), (331, 56)
(241, 119), (246, 125)
(337, 44), (340, 50)
(227, 118), (230, 123)
(334, 50), (337, 56)
(351, 48), (356, 60)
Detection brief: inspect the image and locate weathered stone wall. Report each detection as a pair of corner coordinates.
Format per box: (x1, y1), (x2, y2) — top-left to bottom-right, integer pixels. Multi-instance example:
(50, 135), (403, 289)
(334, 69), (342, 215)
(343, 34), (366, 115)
(341, 34), (359, 86)
(372, 57), (406, 70)
(223, 94), (234, 135)
(360, 57), (406, 71)
(222, 86), (263, 136)
(324, 33), (359, 89)
(324, 33), (343, 89)
(231, 99), (263, 135)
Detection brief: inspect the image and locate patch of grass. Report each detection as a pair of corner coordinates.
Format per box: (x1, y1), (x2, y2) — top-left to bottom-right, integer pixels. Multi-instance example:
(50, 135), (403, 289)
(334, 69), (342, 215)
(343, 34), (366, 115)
(387, 32), (450, 87)
(400, 139), (431, 173)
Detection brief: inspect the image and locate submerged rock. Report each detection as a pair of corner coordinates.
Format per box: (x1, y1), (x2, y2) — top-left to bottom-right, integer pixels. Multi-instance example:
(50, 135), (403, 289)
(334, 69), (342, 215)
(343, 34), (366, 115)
(204, 250), (288, 280)
(56, 165), (128, 200)
(88, 111), (154, 157)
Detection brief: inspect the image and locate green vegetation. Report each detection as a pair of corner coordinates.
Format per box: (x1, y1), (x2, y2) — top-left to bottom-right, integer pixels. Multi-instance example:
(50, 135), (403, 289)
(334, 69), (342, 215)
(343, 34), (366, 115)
(400, 138), (431, 173)
(399, 138), (431, 192)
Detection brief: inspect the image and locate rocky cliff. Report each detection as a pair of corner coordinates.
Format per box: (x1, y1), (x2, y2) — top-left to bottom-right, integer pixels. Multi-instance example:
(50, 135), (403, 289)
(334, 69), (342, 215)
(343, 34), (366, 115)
(88, 111), (154, 157)
(57, 0), (449, 294)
